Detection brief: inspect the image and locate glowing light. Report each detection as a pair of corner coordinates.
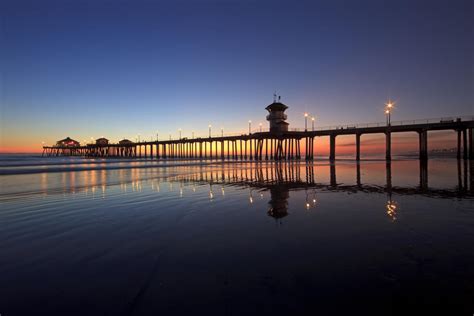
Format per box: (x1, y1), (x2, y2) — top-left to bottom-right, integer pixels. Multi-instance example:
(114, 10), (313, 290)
(386, 200), (397, 221)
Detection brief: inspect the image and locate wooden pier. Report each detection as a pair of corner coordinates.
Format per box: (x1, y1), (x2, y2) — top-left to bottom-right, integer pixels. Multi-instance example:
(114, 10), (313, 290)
(43, 116), (474, 161)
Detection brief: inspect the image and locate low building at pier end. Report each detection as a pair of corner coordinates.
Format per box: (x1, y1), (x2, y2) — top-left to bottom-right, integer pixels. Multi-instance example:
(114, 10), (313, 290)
(119, 139), (134, 145)
(56, 137), (80, 147)
(95, 137), (109, 146)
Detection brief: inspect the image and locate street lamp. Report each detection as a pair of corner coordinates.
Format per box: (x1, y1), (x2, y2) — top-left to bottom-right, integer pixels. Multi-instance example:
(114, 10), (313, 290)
(192, 131), (195, 139)
(385, 109), (390, 126)
(138, 134), (141, 143)
(248, 120), (252, 134)
(156, 132), (159, 141)
(385, 100), (394, 126)
(169, 134), (172, 140)
(208, 124), (212, 138)
(259, 122), (262, 132)
(304, 113), (308, 131)
(179, 128), (182, 140)
(221, 127), (224, 137)
(311, 116), (315, 131)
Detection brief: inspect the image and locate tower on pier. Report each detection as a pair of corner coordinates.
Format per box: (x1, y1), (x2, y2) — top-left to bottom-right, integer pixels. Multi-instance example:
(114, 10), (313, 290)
(266, 96), (289, 133)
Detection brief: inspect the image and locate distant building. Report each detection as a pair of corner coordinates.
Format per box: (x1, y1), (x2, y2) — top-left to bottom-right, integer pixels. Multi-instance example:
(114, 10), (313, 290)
(96, 137), (109, 146)
(56, 137), (80, 147)
(119, 139), (133, 145)
(266, 101), (289, 133)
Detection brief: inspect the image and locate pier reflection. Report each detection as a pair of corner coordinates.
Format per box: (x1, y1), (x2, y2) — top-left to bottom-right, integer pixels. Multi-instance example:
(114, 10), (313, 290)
(12, 160), (472, 220)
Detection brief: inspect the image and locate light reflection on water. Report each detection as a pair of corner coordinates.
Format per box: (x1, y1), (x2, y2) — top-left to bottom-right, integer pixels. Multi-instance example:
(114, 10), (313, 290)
(1, 159), (472, 204)
(0, 159), (473, 315)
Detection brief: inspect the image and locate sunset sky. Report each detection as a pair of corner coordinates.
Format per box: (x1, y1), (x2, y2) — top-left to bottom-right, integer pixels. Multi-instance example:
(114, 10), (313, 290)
(1, 0), (472, 153)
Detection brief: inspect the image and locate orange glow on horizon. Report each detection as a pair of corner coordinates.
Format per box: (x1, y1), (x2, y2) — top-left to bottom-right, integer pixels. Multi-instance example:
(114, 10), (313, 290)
(0, 130), (458, 155)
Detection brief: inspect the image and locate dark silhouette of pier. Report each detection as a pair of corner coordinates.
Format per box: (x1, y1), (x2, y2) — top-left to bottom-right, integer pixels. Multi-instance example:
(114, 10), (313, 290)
(43, 116), (474, 161)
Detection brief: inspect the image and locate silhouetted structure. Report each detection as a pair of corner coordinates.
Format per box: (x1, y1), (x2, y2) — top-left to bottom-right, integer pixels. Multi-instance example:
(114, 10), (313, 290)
(266, 101), (289, 133)
(43, 102), (474, 161)
(56, 137), (79, 147)
(95, 137), (109, 146)
(119, 139), (133, 145)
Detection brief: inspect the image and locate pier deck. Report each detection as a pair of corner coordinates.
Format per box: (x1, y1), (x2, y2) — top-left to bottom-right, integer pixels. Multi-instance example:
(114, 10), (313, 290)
(43, 116), (474, 160)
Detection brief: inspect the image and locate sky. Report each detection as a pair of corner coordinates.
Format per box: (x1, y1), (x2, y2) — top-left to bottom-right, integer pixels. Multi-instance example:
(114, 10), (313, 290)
(0, 0), (472, 153)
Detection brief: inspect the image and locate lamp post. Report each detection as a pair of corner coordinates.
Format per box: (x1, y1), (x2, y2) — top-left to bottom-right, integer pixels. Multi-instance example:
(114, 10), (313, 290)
(259, 122), (262, 132)
(156, 132), (159, 141)
(138, 134), (141, 143)
(385, 100), (394, 126)
(192, 131), (195, 139)
(169, 134), (171, 140)
(248, 120), (252, 134)
(179, 128), (182, 140)
(221, 127), (224, 137)
(311, 117), (315, 131)
(208, 124), (212, 138)
(304, 113), (308, 131)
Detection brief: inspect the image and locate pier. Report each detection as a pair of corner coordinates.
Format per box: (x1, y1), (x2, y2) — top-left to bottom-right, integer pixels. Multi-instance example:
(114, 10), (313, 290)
(42, 100), (474, 161)
(43, 117), (474, 161)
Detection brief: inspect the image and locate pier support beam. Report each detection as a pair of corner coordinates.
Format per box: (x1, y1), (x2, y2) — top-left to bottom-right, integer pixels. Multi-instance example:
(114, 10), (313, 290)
(420, 159), (428, 189)
(463, 128), (468, 160)
(385, 132), (391, 161)
(419, 130), (428, 160)
(329, 135), (336, 161)
(330, 163), (336, 187)
(356, 134), (361, 161)
(469, 128), (473, 160)
(457, 130), (462, 159)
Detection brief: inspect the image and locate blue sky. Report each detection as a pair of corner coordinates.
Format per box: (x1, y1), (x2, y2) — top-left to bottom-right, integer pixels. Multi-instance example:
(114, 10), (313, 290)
(1, 0), (472, 151)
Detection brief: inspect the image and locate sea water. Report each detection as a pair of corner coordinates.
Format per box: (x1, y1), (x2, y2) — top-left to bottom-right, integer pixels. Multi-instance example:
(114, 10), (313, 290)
(0, 154), (473, 315)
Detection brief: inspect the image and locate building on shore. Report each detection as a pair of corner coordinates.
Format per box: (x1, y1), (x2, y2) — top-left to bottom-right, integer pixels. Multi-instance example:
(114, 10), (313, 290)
(266, 101), (289, 133)
(56, 137), (80, 147)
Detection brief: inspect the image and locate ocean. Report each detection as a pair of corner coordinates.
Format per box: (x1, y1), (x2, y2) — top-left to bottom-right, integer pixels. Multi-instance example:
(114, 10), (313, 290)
(0, 154), (473, 315)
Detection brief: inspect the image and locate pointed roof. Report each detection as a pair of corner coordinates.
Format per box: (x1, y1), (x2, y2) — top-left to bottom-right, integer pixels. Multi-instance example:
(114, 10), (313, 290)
(57, 137), (79, 143)
(265, 102), (288, 111)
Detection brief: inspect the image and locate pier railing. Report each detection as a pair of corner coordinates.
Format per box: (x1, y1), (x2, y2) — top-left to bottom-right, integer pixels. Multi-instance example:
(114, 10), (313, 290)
(42, 114), (473, 161)
(289, 115), (474, 132)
